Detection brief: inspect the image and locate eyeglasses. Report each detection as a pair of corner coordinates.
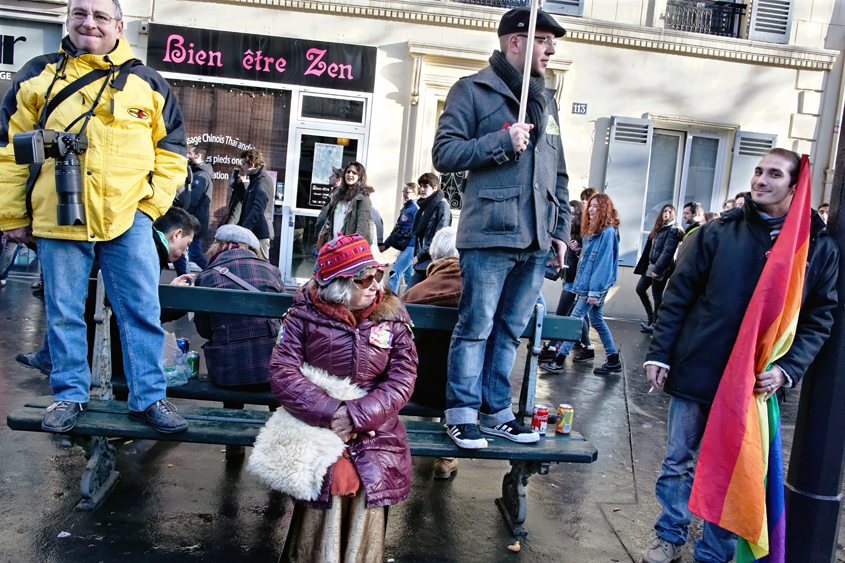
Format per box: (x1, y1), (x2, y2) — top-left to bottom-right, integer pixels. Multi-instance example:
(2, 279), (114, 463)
(352, 269), (384, 287)
(69, 10), (118, 25)
(516, 34), (557, 48)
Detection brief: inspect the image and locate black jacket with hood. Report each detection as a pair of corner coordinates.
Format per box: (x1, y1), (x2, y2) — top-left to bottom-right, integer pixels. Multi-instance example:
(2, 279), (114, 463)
(645, 199), (839, 406)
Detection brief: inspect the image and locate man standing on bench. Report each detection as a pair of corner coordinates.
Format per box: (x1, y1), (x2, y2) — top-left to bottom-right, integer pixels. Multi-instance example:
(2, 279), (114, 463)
(0, 0), (189, 434)
(432, 7), (571, 449)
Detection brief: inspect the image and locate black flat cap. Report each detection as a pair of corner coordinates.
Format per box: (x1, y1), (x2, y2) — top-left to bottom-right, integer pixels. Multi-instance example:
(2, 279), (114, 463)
(498, 7), (566, 38)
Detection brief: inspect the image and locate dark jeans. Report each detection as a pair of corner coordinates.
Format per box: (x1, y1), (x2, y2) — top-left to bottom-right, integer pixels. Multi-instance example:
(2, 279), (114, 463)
(637, 273), (669, 323)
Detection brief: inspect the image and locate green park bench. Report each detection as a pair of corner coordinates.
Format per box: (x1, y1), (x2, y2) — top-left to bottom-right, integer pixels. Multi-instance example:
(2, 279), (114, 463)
(7, 277), (597, 537)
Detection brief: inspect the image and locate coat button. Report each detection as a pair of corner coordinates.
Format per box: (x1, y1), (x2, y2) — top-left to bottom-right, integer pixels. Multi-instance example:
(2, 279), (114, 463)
(87, 170), (92, 175)
(534, 182), (540, 189)
(90, 234), (95, 238)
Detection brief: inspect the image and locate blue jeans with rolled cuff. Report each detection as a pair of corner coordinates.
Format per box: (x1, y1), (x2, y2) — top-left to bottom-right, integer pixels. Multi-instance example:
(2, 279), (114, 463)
(445, 246), (546, 427)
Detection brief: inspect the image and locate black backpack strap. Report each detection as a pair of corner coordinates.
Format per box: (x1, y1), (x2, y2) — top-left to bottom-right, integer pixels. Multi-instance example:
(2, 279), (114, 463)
(212, 266), (260, 292)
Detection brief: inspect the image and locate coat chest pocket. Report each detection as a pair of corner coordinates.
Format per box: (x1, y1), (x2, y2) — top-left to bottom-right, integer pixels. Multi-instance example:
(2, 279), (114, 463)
(479, 186), (520, 233)
(107, 97), (156, 171)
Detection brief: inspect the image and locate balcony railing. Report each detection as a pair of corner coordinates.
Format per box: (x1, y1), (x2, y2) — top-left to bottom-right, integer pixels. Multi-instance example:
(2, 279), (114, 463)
(449, 0), (530, 7)
(665, 0), (746, 38)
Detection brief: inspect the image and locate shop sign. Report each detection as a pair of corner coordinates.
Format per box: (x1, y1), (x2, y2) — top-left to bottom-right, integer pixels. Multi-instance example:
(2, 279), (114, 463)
(0, 18), (64, 97)
(148, 24), (377, 93)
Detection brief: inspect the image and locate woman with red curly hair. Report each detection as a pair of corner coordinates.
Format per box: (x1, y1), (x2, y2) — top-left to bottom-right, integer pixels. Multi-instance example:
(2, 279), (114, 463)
(541, 194), (621, 375)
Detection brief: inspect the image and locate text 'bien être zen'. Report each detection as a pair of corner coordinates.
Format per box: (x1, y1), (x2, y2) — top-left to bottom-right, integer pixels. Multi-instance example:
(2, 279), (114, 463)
(162, 34), (356, 80)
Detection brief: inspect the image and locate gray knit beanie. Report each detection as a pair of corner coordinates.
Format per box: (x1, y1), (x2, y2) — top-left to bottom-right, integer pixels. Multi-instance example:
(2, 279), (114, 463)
(214, 225), (261, 254)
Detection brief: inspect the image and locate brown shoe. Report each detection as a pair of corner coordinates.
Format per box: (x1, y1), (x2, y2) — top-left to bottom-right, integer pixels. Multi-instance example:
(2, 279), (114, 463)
(433, 457), (458, 479)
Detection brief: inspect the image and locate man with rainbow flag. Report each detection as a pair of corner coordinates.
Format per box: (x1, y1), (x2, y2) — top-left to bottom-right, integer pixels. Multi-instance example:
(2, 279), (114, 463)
(641, 148), (839, 563)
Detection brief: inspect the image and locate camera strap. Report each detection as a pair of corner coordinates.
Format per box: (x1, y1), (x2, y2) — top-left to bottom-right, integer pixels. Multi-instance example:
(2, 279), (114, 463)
(212, 266), (260, 293)
(25, 58), (142, 219)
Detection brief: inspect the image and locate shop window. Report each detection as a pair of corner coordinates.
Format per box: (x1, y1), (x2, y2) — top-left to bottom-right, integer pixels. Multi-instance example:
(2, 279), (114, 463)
(300, 95), (365, 124)
(603, 116), (771, 266)
(170, 82), (292, 264)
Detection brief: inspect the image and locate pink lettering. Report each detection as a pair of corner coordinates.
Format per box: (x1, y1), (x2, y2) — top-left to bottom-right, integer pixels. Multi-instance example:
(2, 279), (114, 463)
(162, 34), (186, 63)
(275, 57), (286, 73)
(243, 49), (255, 70)
(163, 34), (222, 67)
(304, 48), (327, 76)
(254, 51), (263, 70)
(262, 56), (274, 72)
(327, 63), (338, 78)
(337, 64), (353, 80)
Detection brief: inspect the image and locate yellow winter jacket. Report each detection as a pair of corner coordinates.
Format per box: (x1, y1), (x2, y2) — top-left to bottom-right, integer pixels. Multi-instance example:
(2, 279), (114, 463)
(0, 36), (187, 241)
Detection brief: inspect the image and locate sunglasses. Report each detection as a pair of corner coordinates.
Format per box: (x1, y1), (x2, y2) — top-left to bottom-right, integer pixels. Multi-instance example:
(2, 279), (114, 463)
(352, 269), (384, 287)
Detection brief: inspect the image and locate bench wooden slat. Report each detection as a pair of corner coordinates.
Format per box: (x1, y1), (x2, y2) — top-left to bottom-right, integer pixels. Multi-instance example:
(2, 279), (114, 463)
(158, 285), (582, 340)
(110, 377), (446, 417)
(7, 399), (597, 463)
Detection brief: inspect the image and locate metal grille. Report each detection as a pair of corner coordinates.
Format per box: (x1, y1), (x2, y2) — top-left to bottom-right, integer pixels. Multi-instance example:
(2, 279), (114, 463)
(664, 0), (746, 38)
(439, 171), (465, 210)
(737, 135), (776, 157)
(751, 0), (790, 35)
(612, 123), (650, 144)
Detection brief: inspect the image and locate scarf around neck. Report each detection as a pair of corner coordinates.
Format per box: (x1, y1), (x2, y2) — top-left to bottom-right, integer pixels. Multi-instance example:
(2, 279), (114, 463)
(489, 50), (547, 143)
(310, 282), (384, 327)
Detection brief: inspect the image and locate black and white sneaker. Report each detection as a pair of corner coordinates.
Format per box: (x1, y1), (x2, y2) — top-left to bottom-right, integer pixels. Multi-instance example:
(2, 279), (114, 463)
(446, 424), (488, 449)
(540, 355), (567, 374)
(480, 419), (540, 444)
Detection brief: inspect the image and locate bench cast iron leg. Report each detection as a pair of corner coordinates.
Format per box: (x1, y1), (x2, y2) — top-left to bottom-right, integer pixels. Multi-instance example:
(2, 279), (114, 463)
(495, 460), (550, 537)
(75, 436), (120, 511)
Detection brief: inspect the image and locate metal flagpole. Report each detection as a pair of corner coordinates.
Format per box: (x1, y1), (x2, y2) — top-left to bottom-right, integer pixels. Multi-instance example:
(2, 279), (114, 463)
(517, 0), (540, 126)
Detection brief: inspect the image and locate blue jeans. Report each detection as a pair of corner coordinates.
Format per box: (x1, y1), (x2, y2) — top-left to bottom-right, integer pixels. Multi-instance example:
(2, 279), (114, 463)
(388, 245), (415, 292)
(0, 240), (21, 280)
(557, 296), (616, 357)
(445, 247), (546, 426)
(38, 210), (167, 412)
(654, 397), (737, 562)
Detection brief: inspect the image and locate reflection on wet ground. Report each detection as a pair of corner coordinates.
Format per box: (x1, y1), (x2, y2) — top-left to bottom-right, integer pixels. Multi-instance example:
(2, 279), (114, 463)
(0, 276), (838, 562)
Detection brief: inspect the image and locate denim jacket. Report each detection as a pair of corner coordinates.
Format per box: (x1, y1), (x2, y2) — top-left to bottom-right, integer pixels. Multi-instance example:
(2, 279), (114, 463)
(565, 226), (619, 298)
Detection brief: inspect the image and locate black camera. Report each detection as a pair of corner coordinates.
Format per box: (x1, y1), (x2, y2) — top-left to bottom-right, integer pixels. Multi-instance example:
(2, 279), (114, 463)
(13, 129), (88, 226)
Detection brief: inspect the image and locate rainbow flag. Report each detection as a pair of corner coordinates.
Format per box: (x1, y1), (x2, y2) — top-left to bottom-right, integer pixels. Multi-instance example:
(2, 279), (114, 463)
(688, 155), (813, 562)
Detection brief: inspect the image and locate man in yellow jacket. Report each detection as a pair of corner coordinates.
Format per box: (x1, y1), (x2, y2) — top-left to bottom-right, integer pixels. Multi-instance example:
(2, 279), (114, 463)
(0, 0), (189, 433)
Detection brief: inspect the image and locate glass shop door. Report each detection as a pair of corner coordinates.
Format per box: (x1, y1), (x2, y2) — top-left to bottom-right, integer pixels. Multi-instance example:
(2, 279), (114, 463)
(278, 129), (364, 287)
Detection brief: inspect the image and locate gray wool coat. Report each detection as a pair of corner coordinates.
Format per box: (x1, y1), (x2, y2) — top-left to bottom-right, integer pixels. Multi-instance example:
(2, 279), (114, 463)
(432, 65), (571, 251)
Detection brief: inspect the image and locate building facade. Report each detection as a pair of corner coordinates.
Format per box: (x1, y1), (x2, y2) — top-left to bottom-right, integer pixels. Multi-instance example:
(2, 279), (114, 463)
(2, 0), (842, 316)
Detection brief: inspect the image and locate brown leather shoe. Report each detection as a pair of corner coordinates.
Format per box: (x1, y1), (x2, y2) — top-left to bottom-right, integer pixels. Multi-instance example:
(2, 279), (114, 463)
(433, 457), (458, 479)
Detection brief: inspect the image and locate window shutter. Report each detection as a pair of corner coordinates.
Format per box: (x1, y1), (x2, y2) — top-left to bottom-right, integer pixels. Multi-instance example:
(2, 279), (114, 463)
(748, 0), (794, 44)
(728, 131), (777, 197)
(543, 0), (584, 17)
(604, 116), (654, 267)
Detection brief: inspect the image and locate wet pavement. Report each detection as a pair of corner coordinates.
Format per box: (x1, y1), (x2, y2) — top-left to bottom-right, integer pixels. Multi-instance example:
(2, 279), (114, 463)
(1, 272), (844, 562)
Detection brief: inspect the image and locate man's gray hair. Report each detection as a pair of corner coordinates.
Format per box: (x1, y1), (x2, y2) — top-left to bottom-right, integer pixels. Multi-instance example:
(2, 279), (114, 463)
(430, 226), (459, 261)
(69, 0), (123, 21)
(316, 277), (356, 307)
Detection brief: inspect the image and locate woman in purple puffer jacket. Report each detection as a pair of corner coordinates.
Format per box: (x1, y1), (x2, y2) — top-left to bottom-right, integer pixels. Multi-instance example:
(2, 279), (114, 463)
(268, 234), (418, 562)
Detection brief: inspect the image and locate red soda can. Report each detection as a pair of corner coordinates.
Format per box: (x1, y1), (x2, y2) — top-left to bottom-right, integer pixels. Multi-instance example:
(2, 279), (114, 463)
(531, 405), (549, 433)
(556, 404), (574, 434)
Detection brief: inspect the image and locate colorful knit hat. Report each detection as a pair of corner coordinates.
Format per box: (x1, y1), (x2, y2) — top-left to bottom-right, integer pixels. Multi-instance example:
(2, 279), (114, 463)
(314, 234), (388, 286)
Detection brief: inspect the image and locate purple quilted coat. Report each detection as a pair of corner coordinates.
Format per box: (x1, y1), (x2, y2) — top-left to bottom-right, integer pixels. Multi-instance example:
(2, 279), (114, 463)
(269, 281), (418, 508)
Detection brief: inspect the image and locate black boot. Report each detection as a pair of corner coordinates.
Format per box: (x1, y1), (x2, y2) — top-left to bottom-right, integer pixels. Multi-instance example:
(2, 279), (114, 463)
(640, 312), (654, 333)
(594, 353), (622, 374)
